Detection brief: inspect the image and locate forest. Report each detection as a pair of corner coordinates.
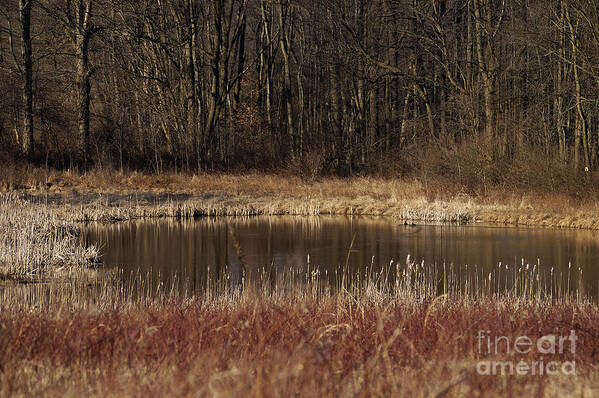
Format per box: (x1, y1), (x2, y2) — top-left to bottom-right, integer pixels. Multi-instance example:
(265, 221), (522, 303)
(1, 0), (599, 187)
(3, 3), (599, 396)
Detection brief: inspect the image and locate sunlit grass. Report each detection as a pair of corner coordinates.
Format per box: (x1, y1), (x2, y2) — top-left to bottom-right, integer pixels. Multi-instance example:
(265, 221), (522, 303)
(4, 169), (599, 229)
(0, 194), (100, 282)
(1, 192), (598, 396)
(0, 271), (597, 397)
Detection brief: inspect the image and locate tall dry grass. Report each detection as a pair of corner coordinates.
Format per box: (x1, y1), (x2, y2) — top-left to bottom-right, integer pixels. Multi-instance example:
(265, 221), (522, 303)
(0, 191), (594, 294)
(3, 168), (599, 229)
(0, 275), (597, 397)
(0, 193), (597, 396)
(0, 194), (99, 282)
(0, 253), (590, 314)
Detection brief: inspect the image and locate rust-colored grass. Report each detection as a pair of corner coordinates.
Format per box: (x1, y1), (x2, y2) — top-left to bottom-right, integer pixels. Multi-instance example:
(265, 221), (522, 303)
(0, 290), (597, 397)
(0, 250), (597, 397)
(2, 170), (599, 396)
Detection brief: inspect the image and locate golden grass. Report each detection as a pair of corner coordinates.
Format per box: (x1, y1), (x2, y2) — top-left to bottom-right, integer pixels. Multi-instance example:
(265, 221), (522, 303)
(3, 167), (599, 282)
(3, 168), (599, 229)
(2, 169), (599, 396)
(1, 184), (598, 396)
(0, 194), (100, 282)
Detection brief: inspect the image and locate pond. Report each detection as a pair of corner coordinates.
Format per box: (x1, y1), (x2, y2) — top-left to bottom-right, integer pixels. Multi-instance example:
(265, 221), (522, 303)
(81, 216), (599, 299)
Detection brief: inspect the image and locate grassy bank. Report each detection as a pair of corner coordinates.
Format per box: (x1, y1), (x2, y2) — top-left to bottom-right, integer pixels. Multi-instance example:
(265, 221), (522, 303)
(4, 169), (599, 229)
(3, 169), (599, 281)
(2, 181), (599, 396)
(0, 282), (598, 397)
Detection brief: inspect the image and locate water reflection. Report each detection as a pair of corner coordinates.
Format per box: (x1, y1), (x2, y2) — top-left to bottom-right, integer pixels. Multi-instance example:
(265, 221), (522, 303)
(81, 216), (599, 298)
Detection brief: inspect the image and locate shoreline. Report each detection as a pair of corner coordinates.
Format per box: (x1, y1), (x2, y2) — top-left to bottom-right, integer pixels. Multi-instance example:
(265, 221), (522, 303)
(4, 170), (598, 229)
(2, 173), (599, 397)
(17, 190), (599, 231)
(3, 171), (599, 285)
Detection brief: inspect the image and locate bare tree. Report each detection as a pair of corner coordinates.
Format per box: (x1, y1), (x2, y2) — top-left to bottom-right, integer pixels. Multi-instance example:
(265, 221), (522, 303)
(19, 0), (33, 159)
(2, 0), (599, 180)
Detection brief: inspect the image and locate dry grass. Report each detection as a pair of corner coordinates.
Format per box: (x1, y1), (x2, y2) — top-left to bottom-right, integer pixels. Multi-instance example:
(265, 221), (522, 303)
(3, 169), (599, 229)
(2, 171), (599, 396)
(3, 168), (599, 281)
(0, 278), (597, 397)
(0, 193), (597, 396)
(0, 194), (100, 282)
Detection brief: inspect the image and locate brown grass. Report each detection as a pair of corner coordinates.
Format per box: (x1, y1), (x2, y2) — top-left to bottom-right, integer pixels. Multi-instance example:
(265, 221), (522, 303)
(4, 168), (599, 229)
(0, 249), (596, 396)
(0, 287), (597, 397)
(2, 170), (599, 396)
(0, 194), (100, 283)
(3, 169), (599, 286)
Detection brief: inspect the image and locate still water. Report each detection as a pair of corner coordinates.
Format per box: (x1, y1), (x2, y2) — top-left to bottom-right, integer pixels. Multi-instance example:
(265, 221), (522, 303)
(81, 216), (599, 298)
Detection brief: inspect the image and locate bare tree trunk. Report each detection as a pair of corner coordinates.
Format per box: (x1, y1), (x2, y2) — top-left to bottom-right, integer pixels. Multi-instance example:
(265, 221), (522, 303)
(185, 0), (200, 169)
(367, 88), (376, 156)
(384, 76), (391, 151)
(329, 65), (342, 164)
(204, 0), (245, 167)
(466, 0), (473, 89)
(296, 69), (304, 156)
(556, 0), (566, 162)
(411, 58), (435, 139)
(356, 0), (366, 165)
(382, 0), (393, 150)
(205, 0), (227, 165)
(234, 9), (246, 106)
(74, 0), (94, 169)
(473, 0), (495, 140)
(566, 4), (590, 171)
(278, 0), (294, 156)
(259, 0), (273, 125)
(399, 88), (411, 147)
(19, 0), (33, 159)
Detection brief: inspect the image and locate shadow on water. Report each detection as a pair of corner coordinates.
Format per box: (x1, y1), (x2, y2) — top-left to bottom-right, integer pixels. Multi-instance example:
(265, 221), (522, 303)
(80, 216), (599, 300)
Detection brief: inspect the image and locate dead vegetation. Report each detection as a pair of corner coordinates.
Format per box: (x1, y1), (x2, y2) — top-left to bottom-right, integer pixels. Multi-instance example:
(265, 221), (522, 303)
(0, 194), (99, 283)
(0, 270), (597, 397)
(4, 169), (599, 229)
(2, 172), (599, 396)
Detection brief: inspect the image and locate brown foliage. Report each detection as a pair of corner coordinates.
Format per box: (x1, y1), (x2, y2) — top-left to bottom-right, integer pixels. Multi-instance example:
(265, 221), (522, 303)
(0, 295), (597, 396)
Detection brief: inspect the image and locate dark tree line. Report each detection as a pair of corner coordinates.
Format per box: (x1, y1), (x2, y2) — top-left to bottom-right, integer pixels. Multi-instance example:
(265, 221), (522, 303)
(1, 0), (599, 177)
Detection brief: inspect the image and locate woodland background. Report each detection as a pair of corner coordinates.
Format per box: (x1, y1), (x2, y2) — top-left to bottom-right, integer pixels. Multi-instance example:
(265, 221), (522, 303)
(2, 0), (599, 193)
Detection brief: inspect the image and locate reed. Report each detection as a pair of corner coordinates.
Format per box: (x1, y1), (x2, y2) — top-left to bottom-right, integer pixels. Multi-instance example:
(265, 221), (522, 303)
(0, 191), (474, 280)
(0, 194), (100, 282)
(1, 190), (597, 396)
(7, 170), (599, 229)
(0, 269), (597, 397)
(0, 250), (591, 314)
